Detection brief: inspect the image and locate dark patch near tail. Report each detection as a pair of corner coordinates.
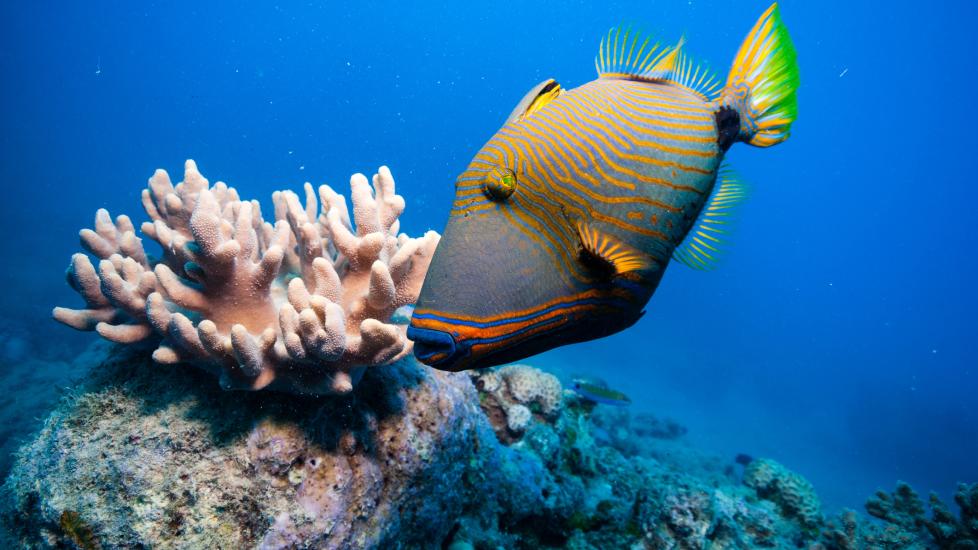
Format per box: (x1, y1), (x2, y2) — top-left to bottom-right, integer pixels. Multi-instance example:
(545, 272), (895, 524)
(715, 106), (740, 151)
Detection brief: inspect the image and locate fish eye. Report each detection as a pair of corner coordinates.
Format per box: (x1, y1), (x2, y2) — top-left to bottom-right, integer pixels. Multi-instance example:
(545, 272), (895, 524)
(483, 167), (517, 202)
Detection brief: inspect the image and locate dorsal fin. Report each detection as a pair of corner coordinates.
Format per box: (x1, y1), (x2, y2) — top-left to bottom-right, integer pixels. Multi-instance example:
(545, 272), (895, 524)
(595, 26), (720, 100)
(645, 36), (685, 80)
(505, 79), (561, 124)
(672, 166), (749, 270)
(596, 25), (670, 79)
(673, 50), (721, 100)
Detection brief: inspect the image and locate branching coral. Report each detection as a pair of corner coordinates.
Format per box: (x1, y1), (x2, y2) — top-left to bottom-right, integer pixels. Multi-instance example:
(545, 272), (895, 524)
(53, 160), (439, 394)
(854, 481), (978, 549)
(864, 481), (926, 532)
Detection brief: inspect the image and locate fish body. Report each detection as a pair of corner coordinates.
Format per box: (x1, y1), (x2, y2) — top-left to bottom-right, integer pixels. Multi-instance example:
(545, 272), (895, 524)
(571, 379), (632, 407)
(409, 4), (799, 371)
(467, 76), (723, 272)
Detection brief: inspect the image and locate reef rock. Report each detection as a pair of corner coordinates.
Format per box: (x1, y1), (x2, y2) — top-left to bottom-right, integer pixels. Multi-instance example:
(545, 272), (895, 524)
(1, 344), (495, 549)
(53, 161), (439, 395)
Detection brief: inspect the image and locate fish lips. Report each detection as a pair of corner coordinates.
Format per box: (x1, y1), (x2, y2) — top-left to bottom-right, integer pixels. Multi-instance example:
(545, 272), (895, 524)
(407, 324), (463, 370)
(408, 320), (555, 372)
(408, 302), (645, 371)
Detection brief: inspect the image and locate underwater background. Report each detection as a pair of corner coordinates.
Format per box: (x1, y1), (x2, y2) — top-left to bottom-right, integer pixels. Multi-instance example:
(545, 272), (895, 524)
(0, 0), (975, 521)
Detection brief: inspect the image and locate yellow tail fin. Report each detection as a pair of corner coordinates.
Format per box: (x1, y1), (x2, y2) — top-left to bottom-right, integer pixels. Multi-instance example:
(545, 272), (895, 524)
(721, 3), (800, 147)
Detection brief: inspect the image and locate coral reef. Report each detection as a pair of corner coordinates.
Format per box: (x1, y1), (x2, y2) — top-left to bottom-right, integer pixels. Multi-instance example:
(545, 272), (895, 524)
(53, 160), (439, 395)
(817, 481), (978, 550)
(470, 364), (563, 441)
(866, 481), (928, 532)
(743, 457), (824, 532)
(817, 508), (924, 550)
(454, 368), (821, 549)
(4, 347), (975, 549)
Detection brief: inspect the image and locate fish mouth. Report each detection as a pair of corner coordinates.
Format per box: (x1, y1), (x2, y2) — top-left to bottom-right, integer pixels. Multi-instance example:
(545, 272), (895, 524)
(408, 292), (640, 371)
(407, 325), (464, 369)
(408, 313), (570, 371)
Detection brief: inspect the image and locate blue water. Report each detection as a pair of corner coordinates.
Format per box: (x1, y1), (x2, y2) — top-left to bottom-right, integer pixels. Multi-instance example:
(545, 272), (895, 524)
(1, 0), (975, 513)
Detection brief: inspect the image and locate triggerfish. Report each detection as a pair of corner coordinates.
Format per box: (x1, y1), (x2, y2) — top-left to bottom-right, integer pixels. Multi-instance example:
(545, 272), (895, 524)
(409, 4), (799, 371)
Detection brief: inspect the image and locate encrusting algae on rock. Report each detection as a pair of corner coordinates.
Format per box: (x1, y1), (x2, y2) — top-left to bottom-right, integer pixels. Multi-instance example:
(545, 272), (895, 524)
(53, 160), (439, 395)
(58, 510), (100, 550)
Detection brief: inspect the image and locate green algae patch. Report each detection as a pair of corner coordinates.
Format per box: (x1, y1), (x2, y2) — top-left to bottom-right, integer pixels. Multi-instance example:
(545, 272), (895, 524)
(59, 510), (100, 550)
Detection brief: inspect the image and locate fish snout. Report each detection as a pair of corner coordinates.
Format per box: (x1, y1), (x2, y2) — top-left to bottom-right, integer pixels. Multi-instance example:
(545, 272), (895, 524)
(407, 324), (464, 369)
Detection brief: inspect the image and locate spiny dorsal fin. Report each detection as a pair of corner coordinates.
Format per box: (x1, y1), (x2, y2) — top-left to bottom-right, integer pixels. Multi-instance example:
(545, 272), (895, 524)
(577, 221), (652, 278)
(645, 36), (685, 80)
(673, 166), (749, 270)
(595, 26), (720, 99)
(505, 79), (562, 124)
(596, 25), (670, 80)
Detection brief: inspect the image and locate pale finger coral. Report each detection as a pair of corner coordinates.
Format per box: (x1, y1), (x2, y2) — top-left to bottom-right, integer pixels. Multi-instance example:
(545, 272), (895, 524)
(53, 160), (439, 395)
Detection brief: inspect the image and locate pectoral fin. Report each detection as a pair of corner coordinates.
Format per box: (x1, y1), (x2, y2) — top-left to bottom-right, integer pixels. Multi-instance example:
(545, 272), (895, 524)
(577, 221), (652, 279)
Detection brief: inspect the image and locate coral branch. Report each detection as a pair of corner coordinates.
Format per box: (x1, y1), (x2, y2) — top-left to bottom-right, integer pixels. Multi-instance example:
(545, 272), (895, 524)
(54, 160), (440, 394)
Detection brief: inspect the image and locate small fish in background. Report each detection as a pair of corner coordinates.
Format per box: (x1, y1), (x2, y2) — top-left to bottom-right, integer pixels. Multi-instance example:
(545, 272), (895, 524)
(571, 378), (632, 407)
(632, 413), (688, 439)
(410, 4), (800, 371)
(735, 453), (755, 466)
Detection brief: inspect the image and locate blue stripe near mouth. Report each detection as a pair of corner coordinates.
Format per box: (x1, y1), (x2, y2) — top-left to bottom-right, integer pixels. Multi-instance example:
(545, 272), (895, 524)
(411, 296), (633, 329)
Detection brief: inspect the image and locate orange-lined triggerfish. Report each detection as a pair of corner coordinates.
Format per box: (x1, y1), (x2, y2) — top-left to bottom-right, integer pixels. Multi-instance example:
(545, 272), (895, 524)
(409, 4), (799, 371)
